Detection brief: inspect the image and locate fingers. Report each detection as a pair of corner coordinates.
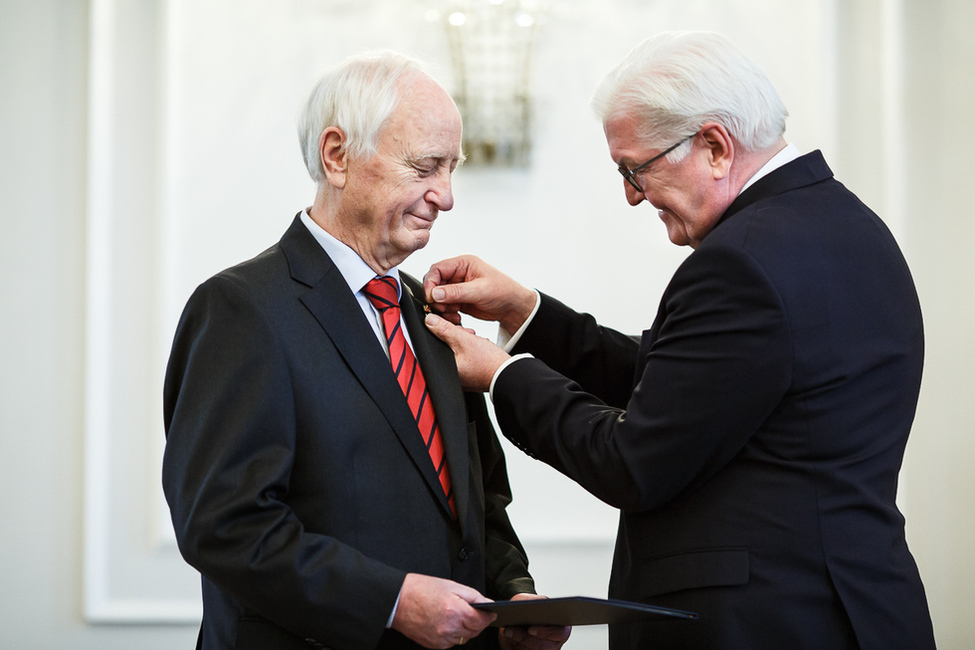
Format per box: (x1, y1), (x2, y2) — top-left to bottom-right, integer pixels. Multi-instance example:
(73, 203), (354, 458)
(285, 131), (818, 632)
(424, 313), (479, 347)
(423, 255), (481, 297)
(422, 256), (483, 323)
(423, 255), (496, 317)
(425, 278), (482, 320)
(424, 314), (510, 392)
(499, 594), (571, 650)
(428, 282), (461, 307)
(392, 574), (497, 649)
(436, 310), (464, 326)
(501, 625), (572, 650)
(424, 312), (460, 345)
(425, 256), (537, 334)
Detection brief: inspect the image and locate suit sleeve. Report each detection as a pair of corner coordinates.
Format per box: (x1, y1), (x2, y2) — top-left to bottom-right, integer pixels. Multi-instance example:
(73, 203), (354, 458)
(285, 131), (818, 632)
(162, 274), (403, 650)
(493, 244), (793, 511)
(513, 293), (641, 408)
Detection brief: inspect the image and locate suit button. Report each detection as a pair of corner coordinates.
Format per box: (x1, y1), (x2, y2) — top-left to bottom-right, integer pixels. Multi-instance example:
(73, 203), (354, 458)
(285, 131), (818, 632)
(458, 547), (473, 561)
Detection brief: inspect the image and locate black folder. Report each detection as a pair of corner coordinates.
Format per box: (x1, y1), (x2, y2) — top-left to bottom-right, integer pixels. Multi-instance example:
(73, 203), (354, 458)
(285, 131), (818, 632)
(473, 596), (697, 627)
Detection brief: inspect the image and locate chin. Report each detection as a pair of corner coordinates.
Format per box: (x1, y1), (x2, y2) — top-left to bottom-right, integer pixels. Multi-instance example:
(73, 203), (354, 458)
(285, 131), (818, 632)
(664, 226), (691, 248)
(407, 231), (432, 252)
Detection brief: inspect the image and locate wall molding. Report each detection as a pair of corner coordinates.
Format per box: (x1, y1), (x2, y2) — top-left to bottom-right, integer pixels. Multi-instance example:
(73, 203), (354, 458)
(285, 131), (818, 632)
(83, 0), (201, 624)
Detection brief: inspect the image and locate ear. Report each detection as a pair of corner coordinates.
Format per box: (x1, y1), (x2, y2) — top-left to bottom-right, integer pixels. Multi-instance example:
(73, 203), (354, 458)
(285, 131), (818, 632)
(319, 126), (348, 189)
(698, 123), (734, 181)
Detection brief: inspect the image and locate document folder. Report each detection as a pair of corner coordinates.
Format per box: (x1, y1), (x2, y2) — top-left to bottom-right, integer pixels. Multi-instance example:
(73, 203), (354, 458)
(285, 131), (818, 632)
(473, 596), (697, 627)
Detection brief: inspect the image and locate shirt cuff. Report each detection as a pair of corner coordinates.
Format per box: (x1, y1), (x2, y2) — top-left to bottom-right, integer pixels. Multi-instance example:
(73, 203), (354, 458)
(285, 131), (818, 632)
(387, 590), (401, 628)
(497, 289), (541, 352)
(490, 353), (534, 402)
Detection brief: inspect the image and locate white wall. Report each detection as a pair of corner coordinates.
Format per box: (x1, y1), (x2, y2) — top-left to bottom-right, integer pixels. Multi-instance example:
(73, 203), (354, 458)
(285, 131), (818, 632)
(897, 2), (975, 648)
(1, 0), (972, 648)
(0, 1), (197, 648)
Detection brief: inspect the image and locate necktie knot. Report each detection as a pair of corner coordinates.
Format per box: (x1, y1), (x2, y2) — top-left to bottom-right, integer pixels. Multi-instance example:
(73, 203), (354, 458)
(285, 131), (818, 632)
(364, 276), (400, 312)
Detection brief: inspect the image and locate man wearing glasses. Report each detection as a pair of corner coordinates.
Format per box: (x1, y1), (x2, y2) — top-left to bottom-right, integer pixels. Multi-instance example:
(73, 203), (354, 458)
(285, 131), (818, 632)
(422, 31), (935, 650)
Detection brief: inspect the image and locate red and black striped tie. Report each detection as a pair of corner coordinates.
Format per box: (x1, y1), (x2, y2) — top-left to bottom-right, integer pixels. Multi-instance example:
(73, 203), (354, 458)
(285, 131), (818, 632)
(364, 276), (455, 518)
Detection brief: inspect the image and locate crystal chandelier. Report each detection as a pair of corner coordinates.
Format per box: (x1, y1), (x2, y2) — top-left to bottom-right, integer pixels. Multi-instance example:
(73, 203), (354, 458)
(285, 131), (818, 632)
(429, 0), (546, 166)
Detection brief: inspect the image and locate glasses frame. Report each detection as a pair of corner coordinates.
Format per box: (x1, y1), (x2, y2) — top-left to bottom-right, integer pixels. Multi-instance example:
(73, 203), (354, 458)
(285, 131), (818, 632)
(617, 133), (696, 193)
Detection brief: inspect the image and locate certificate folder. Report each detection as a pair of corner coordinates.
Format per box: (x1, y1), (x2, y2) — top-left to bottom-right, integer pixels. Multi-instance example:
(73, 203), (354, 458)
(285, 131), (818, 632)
(473, 596), (697, 627)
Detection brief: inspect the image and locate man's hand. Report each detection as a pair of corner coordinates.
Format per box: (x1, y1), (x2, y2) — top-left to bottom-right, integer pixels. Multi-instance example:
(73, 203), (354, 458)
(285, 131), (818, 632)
(499, 594), (572, 650)
(391, 573), (498, 649)
(425, 313), (511, 392)
(423, 255), (537, 335)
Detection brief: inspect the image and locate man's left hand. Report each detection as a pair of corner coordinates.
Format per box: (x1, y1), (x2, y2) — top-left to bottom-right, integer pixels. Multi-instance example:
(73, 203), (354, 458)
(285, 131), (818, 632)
(498, 594), (571, 650)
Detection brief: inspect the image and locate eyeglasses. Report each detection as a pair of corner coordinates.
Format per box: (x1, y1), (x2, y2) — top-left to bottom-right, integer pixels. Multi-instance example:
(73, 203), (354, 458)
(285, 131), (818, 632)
(617, 134), (696, 193)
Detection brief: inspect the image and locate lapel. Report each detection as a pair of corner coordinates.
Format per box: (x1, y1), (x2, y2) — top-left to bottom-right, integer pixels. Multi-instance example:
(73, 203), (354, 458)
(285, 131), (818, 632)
(279, 216), (463, 523)
(400, 276), (472, 527)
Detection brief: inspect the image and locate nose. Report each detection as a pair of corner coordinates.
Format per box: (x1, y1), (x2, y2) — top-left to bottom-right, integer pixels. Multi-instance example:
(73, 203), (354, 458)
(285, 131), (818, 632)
(427, 170), (454, 212)
(624, 179), (645, 206)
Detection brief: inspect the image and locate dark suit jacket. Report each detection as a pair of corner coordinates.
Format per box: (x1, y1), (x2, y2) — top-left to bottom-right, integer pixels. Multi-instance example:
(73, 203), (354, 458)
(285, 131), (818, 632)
(163, 216), (534, 650)
(493, 152), (935, 649)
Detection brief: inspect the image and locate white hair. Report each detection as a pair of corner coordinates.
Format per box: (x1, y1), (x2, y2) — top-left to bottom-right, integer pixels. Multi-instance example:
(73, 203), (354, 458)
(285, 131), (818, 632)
(591, 31), (788, 159)
(297, 51), (429, 184)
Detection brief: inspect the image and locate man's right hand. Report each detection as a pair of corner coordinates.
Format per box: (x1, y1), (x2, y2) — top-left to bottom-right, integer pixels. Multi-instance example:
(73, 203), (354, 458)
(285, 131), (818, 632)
(391, 573), (498, 649)
(423, 255), (537, 336)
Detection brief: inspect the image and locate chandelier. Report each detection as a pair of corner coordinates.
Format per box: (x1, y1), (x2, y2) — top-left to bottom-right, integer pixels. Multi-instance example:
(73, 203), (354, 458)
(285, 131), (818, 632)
(429, 0), (547, 166)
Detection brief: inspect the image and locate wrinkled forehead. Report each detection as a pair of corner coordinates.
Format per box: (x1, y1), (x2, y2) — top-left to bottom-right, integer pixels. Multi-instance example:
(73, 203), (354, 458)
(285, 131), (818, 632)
(383, 75), (464, 160)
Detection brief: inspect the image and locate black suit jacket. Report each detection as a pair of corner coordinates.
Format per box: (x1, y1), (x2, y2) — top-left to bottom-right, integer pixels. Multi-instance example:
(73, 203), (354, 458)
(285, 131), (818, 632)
(163, 216), (533, 650)
(493, 152), (935, 649)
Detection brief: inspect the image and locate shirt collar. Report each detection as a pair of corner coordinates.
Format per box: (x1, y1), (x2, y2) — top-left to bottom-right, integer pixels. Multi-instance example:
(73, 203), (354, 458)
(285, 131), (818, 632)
(738, 143), (802, 195)
(299, 210), (401, 297)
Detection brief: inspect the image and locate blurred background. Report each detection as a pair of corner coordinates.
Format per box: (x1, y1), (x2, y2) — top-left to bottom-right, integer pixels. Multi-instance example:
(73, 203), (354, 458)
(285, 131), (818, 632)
(1, 0), (972, 648)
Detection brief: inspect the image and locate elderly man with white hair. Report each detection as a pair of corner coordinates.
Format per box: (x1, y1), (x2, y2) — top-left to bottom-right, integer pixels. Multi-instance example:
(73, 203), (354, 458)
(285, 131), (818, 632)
(163, 51), (569, 650)
(424, 31), (936, 650)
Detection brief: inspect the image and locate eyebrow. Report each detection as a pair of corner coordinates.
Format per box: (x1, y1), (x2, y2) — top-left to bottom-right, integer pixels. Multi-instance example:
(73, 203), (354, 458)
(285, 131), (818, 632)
(614, 154), (638, 169)
(408, 151), (467, 166)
